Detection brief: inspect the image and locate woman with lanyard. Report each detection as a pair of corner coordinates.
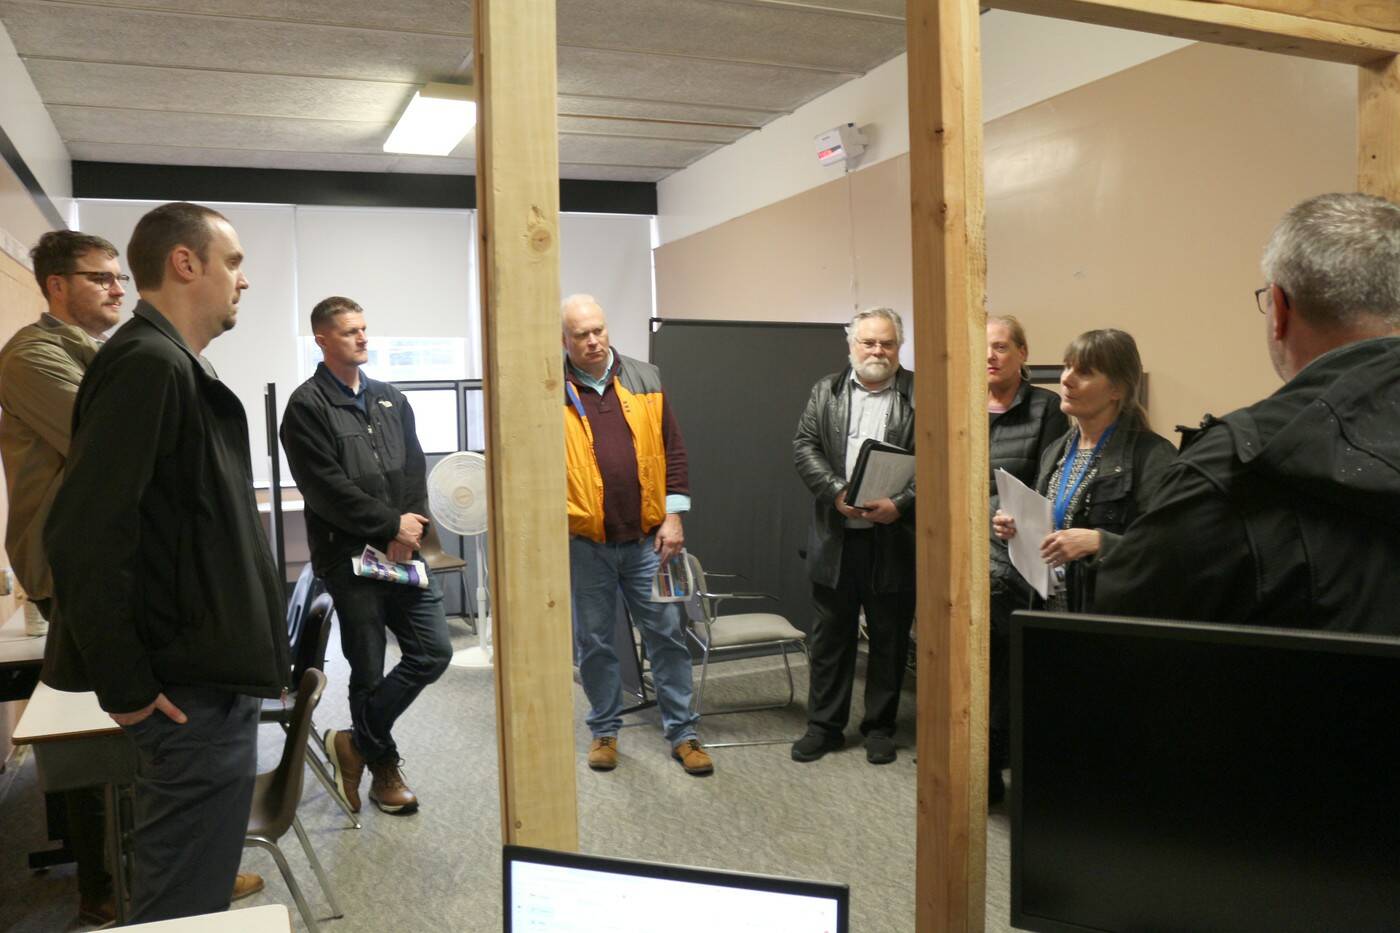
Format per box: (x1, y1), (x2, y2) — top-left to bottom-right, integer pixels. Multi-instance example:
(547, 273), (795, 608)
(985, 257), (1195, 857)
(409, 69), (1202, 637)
(993, 328), (1175, 613)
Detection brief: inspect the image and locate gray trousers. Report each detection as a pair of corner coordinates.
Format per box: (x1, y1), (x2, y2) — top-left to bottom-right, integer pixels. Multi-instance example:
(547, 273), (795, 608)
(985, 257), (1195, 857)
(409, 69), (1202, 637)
(121, 685), (260, 923)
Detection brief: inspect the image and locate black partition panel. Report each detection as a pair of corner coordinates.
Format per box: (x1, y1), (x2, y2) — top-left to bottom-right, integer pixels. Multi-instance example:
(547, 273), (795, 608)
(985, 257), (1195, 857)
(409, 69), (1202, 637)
(650, 319), (848, 630)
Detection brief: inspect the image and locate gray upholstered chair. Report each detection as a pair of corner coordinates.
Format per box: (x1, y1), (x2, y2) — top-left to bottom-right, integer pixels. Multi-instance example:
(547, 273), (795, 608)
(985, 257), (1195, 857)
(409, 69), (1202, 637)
(681, 553), (808, 746)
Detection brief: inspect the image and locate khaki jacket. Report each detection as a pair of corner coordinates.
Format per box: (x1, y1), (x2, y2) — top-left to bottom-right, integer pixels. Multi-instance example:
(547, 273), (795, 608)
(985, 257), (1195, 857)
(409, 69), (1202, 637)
(0, 316), (99, 600)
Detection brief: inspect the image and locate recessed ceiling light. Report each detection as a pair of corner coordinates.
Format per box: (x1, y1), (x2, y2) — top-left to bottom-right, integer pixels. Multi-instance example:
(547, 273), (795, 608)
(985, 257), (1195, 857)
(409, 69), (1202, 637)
(384, 82), (476, 156)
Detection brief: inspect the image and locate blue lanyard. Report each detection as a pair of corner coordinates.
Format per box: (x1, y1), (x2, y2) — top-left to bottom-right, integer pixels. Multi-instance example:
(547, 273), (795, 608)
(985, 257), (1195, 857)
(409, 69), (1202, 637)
(1052, 425), (1116, 530)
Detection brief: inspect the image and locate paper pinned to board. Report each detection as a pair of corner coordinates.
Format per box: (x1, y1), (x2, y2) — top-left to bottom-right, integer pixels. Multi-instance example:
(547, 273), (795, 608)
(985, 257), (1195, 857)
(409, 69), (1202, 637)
(994, 468), (1053, 600)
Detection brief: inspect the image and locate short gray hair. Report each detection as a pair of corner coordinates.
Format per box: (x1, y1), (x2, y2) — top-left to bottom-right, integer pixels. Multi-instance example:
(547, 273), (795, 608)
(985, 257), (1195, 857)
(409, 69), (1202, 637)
(847, 307), (904, 345)
(1261, 192), (1400, 329)
(561, 293), (603, 328)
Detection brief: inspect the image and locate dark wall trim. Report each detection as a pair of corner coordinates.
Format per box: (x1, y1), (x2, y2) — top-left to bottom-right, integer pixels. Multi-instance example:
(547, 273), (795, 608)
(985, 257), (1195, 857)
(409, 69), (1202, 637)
(0, 123), (66, 230)
(73, 162), (657, 215)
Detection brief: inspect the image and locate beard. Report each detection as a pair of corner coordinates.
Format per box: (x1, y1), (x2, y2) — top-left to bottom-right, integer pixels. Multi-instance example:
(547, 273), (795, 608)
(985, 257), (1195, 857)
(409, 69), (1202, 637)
(851, 354), (896, 384)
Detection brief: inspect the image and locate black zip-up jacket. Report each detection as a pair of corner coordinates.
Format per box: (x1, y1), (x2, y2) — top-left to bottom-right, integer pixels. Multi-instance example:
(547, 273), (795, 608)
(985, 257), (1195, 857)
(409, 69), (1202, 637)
(1035, 420), (1175, 612)
(1096, 337), (1400, 632)
(793, 366), (916, 592)
(280, 362), (429, 577)
(44, 301), (290, 713)
(989, 381), (1069, 596)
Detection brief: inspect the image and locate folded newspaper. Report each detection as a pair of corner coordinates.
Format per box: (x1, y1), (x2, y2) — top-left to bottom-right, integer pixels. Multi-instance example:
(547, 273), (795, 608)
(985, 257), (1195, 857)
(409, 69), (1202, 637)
(352, 545), (430, 589)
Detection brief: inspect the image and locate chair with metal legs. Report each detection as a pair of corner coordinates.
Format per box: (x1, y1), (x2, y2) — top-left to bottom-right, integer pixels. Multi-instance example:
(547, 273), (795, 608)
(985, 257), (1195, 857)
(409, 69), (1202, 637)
(681, 553), (809, 747)
(246, 668), (344, 933)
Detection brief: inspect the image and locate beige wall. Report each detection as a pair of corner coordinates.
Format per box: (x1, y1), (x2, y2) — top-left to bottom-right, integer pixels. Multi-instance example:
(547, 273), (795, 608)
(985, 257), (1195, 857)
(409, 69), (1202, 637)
(654, 42), (1357, 436)
(0, 247), (44, 762)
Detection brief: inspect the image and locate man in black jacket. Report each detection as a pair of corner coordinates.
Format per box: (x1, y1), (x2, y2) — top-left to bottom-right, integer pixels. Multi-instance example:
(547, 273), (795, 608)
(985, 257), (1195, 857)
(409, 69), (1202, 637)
(791, 308), (916, 765)
(280, 296), (451, 816)
(45, 202), (288, 923)
(1096, 192), (1400, 632)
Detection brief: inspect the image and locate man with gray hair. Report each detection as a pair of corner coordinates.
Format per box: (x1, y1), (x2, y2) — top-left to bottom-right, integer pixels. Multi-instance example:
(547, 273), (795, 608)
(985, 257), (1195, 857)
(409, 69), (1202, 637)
(561, 293), (713, 775)
(792, 307), (916, 764)
(1096, 192), (1400, 631)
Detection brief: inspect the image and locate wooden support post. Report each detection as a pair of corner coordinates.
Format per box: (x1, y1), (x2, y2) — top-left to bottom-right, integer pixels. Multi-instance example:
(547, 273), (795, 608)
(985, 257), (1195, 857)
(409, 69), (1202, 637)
(987, 0), (1400, 64)
(1359, 55), (1400, 202)
(473, 0), (579, 850)
(906, 1), (988, 931)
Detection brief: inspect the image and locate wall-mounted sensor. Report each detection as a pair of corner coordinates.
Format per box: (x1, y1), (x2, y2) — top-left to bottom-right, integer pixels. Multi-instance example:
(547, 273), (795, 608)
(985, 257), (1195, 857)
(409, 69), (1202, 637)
(815, 123), (868, 167)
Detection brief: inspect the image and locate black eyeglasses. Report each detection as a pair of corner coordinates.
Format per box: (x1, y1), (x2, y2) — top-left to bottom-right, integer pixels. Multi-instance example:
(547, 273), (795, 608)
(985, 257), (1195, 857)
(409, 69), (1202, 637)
(68, 270), (129, 289)
(1254, 286), (1270, 314)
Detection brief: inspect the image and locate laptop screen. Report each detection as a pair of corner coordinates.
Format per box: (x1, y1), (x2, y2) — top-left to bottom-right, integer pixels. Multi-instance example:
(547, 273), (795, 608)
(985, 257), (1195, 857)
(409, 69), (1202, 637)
(504, 845), (848, 933)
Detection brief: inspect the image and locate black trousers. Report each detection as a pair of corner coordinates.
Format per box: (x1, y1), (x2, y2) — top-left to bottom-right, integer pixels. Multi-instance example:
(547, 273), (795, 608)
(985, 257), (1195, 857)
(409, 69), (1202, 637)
(122, 686), (259, 924)
(989, 587), (1018, 773)
(806, 530), (915, 737)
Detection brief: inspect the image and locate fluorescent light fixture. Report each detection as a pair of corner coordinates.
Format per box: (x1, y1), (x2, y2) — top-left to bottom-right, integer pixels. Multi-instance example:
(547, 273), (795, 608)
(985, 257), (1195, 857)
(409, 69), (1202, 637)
(384, 82), (476, 156)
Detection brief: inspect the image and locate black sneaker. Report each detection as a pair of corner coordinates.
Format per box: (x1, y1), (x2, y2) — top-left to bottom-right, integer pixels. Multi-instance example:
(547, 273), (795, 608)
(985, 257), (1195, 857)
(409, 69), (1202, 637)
(865, 732), (897, 764)
(791, 729), (844, 762)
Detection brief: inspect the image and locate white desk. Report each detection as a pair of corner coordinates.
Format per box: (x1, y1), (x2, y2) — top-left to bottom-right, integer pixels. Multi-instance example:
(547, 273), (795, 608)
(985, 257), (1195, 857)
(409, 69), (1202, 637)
(120, 904), (290, 932)
(14, 682), (137, 922)
(0, 604), (44, 669)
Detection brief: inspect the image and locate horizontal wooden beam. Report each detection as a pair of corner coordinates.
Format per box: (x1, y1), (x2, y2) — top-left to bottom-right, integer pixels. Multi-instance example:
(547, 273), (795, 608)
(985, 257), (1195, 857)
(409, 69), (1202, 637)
(986, 0), (1400, 64)
(1207, 1), (1400, 34)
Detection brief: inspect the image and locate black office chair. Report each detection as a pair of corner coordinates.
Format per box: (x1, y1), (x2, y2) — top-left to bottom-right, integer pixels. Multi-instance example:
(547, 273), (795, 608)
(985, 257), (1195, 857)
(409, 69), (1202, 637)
(262, 581), (360, 830)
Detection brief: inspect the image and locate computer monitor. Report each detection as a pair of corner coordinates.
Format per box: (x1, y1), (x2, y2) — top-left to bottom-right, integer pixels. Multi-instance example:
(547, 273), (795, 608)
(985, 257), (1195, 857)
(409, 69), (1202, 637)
(504, 845), (849, 933)
(1011, 611), (1400, 933)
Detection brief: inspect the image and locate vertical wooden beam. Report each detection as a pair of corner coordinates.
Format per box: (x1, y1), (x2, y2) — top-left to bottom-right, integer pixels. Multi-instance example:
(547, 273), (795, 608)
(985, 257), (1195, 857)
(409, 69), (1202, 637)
(474, 0), (579, 849)
(907, 0), (988, 930)
(1359, 55), (1400, 201)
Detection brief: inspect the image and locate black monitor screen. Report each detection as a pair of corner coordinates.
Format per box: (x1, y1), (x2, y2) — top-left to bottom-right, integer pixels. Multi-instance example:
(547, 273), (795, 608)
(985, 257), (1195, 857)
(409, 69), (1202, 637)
(504, 845), (849, 933)
(1011, 611), (1400, 933)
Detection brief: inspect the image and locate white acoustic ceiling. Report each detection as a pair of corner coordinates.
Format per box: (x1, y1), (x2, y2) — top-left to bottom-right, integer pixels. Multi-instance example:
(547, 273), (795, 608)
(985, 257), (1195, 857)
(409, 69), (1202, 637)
(0, 0), (907, 182)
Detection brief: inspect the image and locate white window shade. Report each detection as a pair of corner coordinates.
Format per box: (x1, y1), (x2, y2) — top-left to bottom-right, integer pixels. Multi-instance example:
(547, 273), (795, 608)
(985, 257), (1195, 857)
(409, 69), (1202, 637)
(75, 199), (300, 485)
(559, 213), (655, 362)
(294, 206), (476, 341)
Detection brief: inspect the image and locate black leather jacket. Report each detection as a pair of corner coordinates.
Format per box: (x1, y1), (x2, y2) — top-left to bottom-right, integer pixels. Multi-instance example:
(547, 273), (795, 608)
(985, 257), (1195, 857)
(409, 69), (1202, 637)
(989, 381), (1069, 595)
(280, 363), (430, 577)
(793, 367), (916, 592)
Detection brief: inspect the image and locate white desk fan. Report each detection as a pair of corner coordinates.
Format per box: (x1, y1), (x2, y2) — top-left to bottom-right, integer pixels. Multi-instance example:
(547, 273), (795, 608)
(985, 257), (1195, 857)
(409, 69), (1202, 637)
(428, 451), (492, 668)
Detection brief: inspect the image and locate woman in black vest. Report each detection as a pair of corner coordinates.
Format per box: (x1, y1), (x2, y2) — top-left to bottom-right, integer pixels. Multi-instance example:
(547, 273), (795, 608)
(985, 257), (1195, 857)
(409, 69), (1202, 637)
(986, 315), (1068, 803)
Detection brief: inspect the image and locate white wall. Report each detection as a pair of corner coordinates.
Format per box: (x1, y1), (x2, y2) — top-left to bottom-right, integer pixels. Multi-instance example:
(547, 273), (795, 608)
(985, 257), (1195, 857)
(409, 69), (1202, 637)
(559, 213), (655, 361)
(0, 19), (70, 205)
(74, 200), (301, 483)
(656, 12), (1193, 245)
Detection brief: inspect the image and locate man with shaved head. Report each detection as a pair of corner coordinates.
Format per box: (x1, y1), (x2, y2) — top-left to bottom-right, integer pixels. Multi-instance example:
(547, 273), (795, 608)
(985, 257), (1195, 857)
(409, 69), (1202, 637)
(561, 293), (712, 775)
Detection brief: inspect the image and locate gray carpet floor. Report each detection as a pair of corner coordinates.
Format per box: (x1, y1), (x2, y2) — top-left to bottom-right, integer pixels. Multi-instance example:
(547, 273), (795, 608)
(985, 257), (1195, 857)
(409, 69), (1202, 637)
(0, 618), (1020, 932)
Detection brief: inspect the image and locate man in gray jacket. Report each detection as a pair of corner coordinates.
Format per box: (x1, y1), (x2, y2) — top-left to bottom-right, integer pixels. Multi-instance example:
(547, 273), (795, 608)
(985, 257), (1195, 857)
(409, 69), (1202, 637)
(791, 308), (916, 765)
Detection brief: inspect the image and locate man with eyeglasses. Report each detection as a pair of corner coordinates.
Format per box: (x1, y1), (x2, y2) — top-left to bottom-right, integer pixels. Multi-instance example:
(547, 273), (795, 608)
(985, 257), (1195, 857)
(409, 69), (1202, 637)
(792, 307), (916, 765)
(0, 231), (124, 925)
(1096, 192), (1400, 632)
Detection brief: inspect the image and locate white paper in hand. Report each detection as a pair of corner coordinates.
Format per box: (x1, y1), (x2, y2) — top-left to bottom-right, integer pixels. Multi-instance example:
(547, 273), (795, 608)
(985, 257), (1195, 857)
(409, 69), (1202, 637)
(994, 468), (1053, 600)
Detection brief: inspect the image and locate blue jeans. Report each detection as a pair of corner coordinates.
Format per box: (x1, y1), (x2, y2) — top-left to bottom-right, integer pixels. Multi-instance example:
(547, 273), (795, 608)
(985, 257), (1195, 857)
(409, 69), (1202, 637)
(322, 566), (453, 764)
(570, 535), (699, 745)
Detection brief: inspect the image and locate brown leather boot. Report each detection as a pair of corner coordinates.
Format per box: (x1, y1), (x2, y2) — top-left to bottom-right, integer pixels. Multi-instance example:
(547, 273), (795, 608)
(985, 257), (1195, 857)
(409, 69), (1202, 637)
(587, 736), (619, 771)
(324, 729), (365, 814)
(672, 739), (714, 776)
(368, 759), (419, 814)
(232, 871), (265, 900)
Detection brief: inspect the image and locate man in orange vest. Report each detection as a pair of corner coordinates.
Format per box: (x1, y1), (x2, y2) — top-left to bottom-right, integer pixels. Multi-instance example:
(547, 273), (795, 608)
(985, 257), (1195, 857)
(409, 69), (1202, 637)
(562, 293), (712, 776)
